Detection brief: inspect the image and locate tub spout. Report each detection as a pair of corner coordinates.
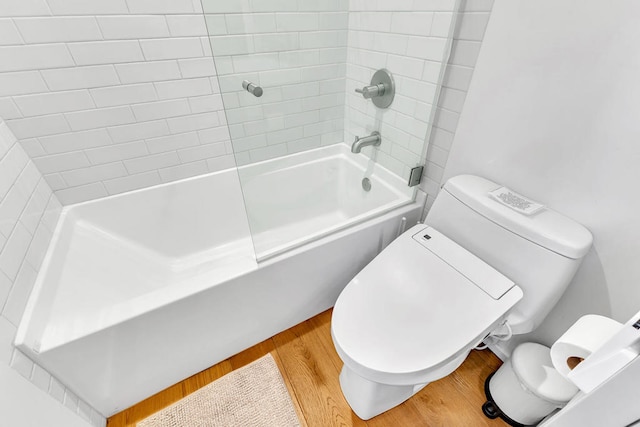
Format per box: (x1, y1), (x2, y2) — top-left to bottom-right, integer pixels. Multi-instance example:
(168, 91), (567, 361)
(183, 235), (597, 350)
(351, 131), (381, 154)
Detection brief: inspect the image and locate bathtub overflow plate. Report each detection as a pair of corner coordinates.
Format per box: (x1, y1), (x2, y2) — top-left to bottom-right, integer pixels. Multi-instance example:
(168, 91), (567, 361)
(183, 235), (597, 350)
(362, 177), (372, 191)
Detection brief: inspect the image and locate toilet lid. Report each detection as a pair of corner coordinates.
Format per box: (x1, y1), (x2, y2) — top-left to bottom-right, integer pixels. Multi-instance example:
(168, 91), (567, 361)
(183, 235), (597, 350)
(332, 225), (523, 385)
(511, 343), (579, 405)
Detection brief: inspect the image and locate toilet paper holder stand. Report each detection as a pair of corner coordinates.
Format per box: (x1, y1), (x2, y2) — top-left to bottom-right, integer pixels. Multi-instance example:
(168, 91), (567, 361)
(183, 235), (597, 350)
(567, 309), (640, 393)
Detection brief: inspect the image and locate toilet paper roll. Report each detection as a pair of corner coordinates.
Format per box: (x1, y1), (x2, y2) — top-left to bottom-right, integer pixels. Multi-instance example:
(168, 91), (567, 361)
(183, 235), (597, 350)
(550, 314), (624, 378)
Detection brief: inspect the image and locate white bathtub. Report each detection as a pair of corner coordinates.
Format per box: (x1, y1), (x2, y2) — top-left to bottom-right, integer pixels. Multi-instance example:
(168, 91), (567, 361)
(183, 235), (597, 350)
(16, 144), (424, 416)
(240, 145), (416, 259)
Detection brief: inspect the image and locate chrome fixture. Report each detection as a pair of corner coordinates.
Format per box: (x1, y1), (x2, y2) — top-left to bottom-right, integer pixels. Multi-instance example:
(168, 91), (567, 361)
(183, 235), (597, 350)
(355, 69), (395, 109)
(242, 80), (263, 97)
(356, 83), (385, 99)
(361, 177), (372, 192)
(408, 165), (424, 187)
(351, 131), (381, 153)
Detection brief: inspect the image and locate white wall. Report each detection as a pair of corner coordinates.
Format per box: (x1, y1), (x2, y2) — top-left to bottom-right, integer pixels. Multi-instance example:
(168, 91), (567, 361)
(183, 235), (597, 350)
(1, 0), (466, 205)
(418, 0), (493, 209)
(446, 2), (640, 424)
(444, 0), (640, 350)
(0, 0), (232, 204)
(202, 0), (348, 165)
(0, 362), (92, 427)
(345, 0), (456, 182)
(201, 0), (464, 180)
(0, 118), (102, 426)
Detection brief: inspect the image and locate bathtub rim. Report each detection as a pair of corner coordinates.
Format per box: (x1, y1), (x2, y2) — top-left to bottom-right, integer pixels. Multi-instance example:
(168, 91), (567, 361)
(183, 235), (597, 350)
(45, 143), (413, 211)
(236, 143), (417, 261)
(15, 188), (426, 357)
(15, 143), (422, 356)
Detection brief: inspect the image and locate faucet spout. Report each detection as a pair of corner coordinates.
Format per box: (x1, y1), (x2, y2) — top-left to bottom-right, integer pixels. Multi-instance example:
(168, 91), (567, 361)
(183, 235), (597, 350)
(351, 131), (381, 154)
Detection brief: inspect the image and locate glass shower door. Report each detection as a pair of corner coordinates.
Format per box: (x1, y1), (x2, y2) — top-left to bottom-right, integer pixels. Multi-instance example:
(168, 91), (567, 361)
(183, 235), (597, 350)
(201, 0), (459, 260)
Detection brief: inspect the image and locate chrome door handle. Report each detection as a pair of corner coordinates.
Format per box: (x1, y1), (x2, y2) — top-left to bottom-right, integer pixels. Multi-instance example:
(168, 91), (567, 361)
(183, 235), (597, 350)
(242, 80), (263, 97)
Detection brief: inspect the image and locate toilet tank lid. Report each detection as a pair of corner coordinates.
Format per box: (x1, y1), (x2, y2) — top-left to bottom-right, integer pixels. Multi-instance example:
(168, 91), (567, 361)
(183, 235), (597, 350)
(443, 175), (593, 259)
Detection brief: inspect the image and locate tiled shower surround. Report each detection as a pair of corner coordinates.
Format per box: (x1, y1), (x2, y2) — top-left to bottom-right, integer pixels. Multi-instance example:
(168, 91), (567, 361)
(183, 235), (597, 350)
(0, 118), (103, 425)
(0, 0), (493, 426)
(203, 1), (349, 165)
(420, 0), (493, 208)
(0, 0), (229, 204)
(346, 1), (455, 180)
(0, 0), (466, 205)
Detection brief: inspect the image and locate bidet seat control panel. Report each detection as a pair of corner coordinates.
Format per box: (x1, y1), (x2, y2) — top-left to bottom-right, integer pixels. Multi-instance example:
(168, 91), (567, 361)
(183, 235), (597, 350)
(411, 226), (516, 300)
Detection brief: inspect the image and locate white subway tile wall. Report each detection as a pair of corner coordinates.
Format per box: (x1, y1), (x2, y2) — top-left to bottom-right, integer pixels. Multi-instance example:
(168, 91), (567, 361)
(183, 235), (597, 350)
(345, 0), (457, 182)
(419, 0), (494, 211)
(0, 119), (104, 426)
(0, 0), (233, 204)
(201, 0), (349, 165)
(0, 0), (484, 205)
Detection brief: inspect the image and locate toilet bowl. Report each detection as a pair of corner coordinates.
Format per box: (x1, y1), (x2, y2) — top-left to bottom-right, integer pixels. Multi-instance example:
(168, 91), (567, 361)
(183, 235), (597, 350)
(330, 175), (593, 420)
(331, 225), (523, 419)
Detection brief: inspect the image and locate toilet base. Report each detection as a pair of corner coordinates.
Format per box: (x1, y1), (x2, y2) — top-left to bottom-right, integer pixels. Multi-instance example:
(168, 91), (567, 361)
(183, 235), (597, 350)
(338, 350), (471, 420)
(338, 365), (427, 420)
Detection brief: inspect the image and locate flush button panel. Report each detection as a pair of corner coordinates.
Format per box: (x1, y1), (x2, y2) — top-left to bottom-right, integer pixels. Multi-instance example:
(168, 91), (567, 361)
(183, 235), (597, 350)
(411, 226), (516, 300)
(488, 186), (545, 216)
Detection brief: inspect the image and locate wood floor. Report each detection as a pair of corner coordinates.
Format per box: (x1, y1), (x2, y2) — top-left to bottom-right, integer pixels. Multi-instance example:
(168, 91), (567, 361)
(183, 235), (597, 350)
(108, 309), (508, 427)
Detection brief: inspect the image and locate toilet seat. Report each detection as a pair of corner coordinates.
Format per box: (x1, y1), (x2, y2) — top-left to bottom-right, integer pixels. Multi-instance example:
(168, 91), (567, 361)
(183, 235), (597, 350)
(332, 225), (523, 386)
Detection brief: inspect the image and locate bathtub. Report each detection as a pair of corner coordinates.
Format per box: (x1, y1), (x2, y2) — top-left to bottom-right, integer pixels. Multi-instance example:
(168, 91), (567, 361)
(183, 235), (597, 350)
(16, 144), (424, 416)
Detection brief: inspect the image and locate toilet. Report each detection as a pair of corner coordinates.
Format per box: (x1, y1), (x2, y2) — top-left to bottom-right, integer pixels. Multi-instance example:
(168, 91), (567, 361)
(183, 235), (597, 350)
(331, 175), (593, 420)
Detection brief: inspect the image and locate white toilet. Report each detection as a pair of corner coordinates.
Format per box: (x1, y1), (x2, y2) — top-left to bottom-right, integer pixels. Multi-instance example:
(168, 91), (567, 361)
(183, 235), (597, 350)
(331, 175), (593, 420)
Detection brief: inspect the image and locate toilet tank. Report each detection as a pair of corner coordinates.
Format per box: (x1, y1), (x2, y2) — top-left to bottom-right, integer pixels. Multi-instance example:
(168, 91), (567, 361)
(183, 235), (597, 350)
(426, 175), (592, 335)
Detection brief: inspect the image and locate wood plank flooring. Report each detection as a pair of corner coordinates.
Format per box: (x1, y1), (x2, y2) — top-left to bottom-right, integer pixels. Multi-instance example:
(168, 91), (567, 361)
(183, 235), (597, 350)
(108, 309), (507, 427)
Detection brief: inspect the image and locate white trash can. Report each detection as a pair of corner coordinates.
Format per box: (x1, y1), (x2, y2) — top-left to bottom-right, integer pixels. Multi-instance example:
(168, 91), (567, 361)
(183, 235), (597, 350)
(482, 343), (579, 426)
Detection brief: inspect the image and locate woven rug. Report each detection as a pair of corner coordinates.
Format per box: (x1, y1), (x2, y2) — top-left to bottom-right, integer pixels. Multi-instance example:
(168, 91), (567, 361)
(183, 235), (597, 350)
(137, 354), (301, 427)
